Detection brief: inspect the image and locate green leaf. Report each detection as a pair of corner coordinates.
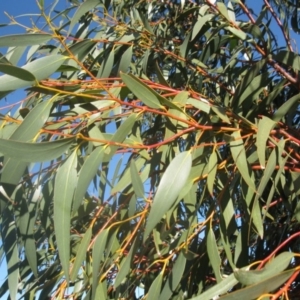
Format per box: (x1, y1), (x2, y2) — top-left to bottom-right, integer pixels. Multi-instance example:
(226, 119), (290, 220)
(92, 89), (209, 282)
(159, 251), (186, 300)
(187, 97), (210, 114)
(274, 50), (300, 71)
(225, 26), (247, 40)
(217, 2), (230, 21)
(207, 150), (217, 196)
(114, 238), (137, 288)
(234, 252), (294, 286)
(211, 106), (231, 124)
(1, 207), (19, 300)
(147, 271), (163, 299)
(0, 137), (74, 162)
(256, 116), (276, 168)
(232, 59), (266, 107)
(1, 99), (53, 185)
(144, 151), (192, 240)
(192, 14), (214, 41)
(189, 273), (238, 300)
(111, 158), (148, 194)
(219, 269), (295, 299)
(118, 46), (132, 75)
(73, 147), (105, 212)
(104, 113), (139, 160)
(0, 33), (52, 47)
(53, 150), (78, 282)
(68, 0), (102, 35)
(70, 227), (92, 281)
(273, 93), (300, 121)
(130, 160), (145, 198)
(92, 229), (109, 300)
(207, 225), (222, 283)
(0, 55), (66, 91)
(97, 48), (114, 78)
(121, 73), (184, 112)
(227, 1), (235, 22)
(121, 73), (163, 109)
(0, 63), (35, 81)
(230, 131), (255, 190)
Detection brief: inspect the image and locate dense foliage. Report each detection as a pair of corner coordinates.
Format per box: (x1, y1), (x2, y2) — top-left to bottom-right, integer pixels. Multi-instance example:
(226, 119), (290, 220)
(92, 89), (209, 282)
(1, 0), (300, 299)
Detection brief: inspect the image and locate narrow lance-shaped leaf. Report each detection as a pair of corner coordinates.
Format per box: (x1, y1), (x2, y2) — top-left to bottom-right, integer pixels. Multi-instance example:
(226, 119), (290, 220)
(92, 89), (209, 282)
(230, 131), (256, 190)
(53, 150), (78, 282)
(207, 150), (218, 196)
(219, 269), (295, 300)
(256, 116), (276, 168)
(273, 93), (300, 121)
(73, 146), (105, 212)
(121, 73), (185, 112)
(97, 48), (114, 78)
(1, 207), (19, 300)
(114, 238), (137, 288)
(92, 229), (109, 300)
(68, 0), (102, 35)
(0, 55), (66, 91)
(70, 227), (92, 282)
(0, 63), (35, 81)
(130, 160), (145, 198)
(0, 33), (52, 47)
(1, 99), (53, 185)
(147, 271), (163, 299)
(144, 151), (192, 240)
(207, 225), (222, 283)
(234, 252), (294, 286)
(0, 137), (75, 162)
(159, 251), (186, 300)
(104, 113), (139, 161)
(118, 46), (133, 75)
(251, 147), (277, 237)
(189, 273), (238, 300)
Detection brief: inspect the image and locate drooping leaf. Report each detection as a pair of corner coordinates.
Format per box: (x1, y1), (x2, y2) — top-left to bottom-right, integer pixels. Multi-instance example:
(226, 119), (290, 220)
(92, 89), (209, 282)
(0, 137), (74, 162)
(121, 73), (185, 112)
(0, 63), (35, 81)
(256, 116), (276, 168)
(68, 0), (102, 35)
(118, 46), (132, 75)
(130, 159), (145, 199)
(207, 150), (217, 196)
(1, 99), (53, 185)
(53, 150), (78, 282)
(146, 271), (163, 299)
(73, 146), (105, 212)
(97, 48), (114, 78)
(192, 14), (214, 41)
(207, 224), (222, 283)
(114, 238), (137, 288)
(0, 33), (52, 47)
(92, 229), (109, 300)
(144, 151), (192, 240)
(234, 252), (294, 286)
(219, 269), (295, 299)
(70, 227), (92, 282)
(230, 131), (255, 190)
(0, 55), (66, 91)
(273, 93), (300, 121)
(274, 50), (300, 71)
(159, 251), (186, 300)
(1, 207), (19, 300)
(189, 273), (238, 300)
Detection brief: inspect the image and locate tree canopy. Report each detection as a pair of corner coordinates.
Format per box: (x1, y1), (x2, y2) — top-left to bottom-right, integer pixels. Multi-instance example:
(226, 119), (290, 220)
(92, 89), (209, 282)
(1, 0), (300, 299)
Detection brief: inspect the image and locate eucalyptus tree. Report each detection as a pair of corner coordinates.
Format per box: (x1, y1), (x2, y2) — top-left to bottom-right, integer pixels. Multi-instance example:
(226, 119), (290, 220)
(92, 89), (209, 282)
(0, 0), (300, 299)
